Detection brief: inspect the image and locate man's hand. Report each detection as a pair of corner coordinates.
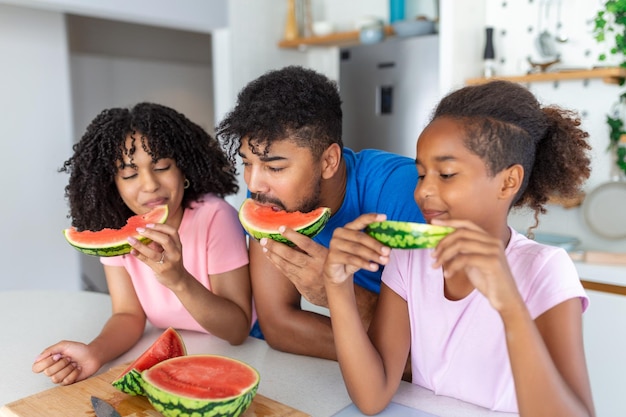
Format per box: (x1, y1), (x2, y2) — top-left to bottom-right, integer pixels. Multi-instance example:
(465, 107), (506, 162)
(259, 226), (329, 306)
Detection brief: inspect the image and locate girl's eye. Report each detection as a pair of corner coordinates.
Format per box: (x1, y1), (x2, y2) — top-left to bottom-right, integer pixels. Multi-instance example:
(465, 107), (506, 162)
(154, 164), (170, 172)
(440, 173), (456, 179)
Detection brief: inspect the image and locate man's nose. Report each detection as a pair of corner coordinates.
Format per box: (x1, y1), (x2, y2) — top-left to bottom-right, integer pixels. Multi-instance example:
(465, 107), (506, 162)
(245, 166), (268, 194)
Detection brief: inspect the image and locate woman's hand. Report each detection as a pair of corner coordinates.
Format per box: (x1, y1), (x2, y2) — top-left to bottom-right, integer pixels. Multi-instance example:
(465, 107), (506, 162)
(32, 341), (101, 385)
(324, 213), (391, 287)
(129, 223), (190, 290)
(430, 219), (522, 312)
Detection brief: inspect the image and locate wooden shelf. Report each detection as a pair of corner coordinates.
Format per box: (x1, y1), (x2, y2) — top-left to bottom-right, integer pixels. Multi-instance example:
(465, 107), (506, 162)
(466, 67), (626, 86)
(278, 26), (395, 49)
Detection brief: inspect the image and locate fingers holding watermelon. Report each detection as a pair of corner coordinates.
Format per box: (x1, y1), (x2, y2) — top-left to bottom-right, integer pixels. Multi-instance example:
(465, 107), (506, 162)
(324, 213), (391, 286)
(130, 223), (184, 277)
(259, 226), (329, 306)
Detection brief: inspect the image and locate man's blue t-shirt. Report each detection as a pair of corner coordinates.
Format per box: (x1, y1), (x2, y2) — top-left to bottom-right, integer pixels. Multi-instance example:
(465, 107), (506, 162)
(247, 147), (424, 338)
(312, 148), (424, 294)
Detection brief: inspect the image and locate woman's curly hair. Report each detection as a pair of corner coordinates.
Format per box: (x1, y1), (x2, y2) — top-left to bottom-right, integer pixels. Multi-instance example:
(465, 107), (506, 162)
(61, 102), (238, 231)
(432, 80), (591, 230)
(216, 65), (343, 165)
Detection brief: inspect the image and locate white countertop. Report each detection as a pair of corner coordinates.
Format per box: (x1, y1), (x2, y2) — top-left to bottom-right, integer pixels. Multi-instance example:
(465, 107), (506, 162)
(0, 290), (515, 417)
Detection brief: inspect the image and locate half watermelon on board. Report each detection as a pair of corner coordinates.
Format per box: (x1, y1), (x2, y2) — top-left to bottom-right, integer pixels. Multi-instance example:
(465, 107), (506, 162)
(238, 198), (331, 246)
(63, 205), (168, 257)
(112, 327), (186, 396)
(141, 355), (260, 417)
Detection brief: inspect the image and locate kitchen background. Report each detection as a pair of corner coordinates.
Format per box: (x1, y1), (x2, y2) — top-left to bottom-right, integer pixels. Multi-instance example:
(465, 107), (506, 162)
(0, 0), (624, 415)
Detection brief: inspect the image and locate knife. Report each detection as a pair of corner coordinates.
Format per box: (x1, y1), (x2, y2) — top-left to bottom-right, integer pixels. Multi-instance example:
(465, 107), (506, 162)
(91, 396), (122, 417)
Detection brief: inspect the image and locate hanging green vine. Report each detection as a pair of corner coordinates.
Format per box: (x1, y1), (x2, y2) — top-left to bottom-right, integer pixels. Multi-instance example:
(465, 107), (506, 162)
(594, 1), (626, 177)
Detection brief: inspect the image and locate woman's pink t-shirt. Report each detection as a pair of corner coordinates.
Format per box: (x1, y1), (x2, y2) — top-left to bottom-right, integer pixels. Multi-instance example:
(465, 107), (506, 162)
(382, 227), (588, 413)
(101, 194), (250, 333)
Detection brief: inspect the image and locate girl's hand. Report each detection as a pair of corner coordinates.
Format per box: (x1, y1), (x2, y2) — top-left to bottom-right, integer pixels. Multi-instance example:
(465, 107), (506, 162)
(32, 341), (101, 385)
(129, 223), (189, 289)
(430, 219), (522, 313)
(324, 213), (391, 287)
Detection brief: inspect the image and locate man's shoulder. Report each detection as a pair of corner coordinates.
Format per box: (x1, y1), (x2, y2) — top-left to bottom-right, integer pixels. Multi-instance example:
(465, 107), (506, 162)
(345, 147), (414, 164)
(345, 148), (416, 179)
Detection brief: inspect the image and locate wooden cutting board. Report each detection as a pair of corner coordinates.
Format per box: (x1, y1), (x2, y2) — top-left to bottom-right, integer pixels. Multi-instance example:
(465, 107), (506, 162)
(0, 364), (309, 417)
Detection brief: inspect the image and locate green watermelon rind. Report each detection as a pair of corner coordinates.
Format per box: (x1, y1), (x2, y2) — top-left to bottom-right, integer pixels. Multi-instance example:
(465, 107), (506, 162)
(141, 355), (260, 417)
(111, 327), (186, 396)
(63, 235), (153, 257)
(63, 205), (168, 257)
(112, 368), (144, 396)
(365, 221), (454, 249)
(239, 199), (331, 246)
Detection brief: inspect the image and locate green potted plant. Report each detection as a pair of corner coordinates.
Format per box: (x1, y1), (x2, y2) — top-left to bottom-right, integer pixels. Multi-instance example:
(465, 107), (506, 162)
(593, 0), (626, 178)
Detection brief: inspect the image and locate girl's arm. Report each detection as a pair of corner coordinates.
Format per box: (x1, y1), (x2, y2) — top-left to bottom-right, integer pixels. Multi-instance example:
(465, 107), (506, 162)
(170, 265), (252, 345)
(88, 265), (149, 364)
(325, 213), (410, 415)
(503, 298), (595, 417)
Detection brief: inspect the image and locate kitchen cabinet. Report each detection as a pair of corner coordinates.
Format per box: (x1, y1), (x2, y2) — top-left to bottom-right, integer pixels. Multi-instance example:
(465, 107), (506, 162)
(576, 262), (626, 417)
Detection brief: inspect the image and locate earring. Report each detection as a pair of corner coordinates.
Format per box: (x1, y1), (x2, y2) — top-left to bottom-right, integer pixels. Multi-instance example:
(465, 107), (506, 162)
(183, 178), (190, 189)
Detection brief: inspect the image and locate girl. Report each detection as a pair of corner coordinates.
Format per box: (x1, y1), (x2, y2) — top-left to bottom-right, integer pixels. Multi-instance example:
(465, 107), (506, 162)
(33, 103), (252, 385)
(323, 81), (595, 416)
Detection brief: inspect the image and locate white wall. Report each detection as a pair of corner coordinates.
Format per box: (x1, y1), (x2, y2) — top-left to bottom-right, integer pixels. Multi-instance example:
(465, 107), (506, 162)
(0, 0), (227, 33)
(0, 4), (80, 290)
(0, 1), (222, 291)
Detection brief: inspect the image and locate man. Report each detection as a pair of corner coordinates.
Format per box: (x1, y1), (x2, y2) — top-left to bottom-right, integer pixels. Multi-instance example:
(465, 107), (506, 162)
(217, 66), (424, 360)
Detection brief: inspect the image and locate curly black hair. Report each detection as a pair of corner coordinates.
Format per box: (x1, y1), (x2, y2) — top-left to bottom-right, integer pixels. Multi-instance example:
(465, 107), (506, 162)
(431, 80), (591, 229)
(216, 65), (343, 165)
(61, 102), (238, 231)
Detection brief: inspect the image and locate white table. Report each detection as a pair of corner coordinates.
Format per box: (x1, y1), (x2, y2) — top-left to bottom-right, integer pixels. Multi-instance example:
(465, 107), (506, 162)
(0, 290), (515, 417)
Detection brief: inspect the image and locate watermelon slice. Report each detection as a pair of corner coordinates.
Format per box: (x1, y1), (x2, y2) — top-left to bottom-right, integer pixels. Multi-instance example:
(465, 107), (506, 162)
(238, 198), (331, 246)
(141, 355), (260, 417)
(63, 205), (168, 257)
(366, 220), (455, 249)
(112, 327), (186, 396)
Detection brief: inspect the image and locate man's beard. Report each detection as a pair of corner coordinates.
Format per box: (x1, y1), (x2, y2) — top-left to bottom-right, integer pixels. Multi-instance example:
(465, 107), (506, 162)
(250, 178), (322, 213)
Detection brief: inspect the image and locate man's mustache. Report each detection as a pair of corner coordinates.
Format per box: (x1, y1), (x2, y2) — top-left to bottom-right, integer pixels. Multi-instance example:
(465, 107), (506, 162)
(250, 193), (286, 211)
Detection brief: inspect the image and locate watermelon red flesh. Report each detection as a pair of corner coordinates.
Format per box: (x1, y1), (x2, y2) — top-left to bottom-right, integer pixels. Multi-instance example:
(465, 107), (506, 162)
(112, 327), (186, 396)
(63, 205), (168, 257)
(238, 198), (331, 245)
(141, 355), (260, 417)
(143, 355), (259, 399)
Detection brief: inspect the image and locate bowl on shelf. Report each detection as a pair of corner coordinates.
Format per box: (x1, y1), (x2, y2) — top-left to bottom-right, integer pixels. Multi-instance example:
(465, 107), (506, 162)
(312, 21), (333, 37)
(392, 19), (435, 37)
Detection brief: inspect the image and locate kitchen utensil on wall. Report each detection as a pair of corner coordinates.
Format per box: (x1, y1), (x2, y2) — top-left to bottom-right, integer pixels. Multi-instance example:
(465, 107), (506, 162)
(535, 0), (558, 58)
(582, 181), (626, 239)
(555, 0), (568, 43)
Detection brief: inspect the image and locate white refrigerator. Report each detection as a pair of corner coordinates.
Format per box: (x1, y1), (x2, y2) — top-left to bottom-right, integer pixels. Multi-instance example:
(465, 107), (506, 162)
(338, 34), (440, 158)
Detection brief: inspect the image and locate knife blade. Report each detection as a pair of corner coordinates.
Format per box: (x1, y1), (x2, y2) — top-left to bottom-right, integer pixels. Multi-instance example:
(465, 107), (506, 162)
(91, 396), (122, 417)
